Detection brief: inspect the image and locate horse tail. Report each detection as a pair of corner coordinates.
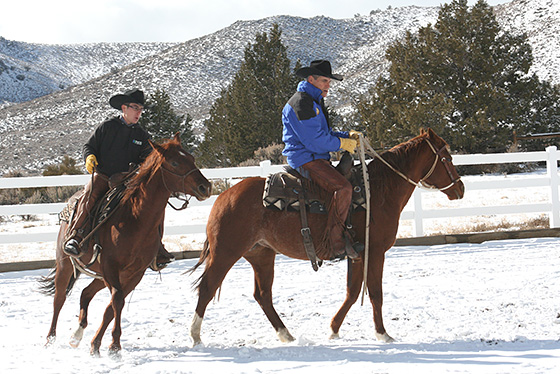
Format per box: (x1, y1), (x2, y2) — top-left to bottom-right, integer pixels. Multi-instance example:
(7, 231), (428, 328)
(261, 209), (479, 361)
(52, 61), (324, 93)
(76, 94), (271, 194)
(38, 265), (81, 296)
(187, 238), (211, 288)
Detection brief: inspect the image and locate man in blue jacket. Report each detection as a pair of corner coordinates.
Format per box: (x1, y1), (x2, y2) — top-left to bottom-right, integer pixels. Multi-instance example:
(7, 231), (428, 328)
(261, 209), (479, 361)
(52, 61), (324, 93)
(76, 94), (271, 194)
(282, 60), (362, 259)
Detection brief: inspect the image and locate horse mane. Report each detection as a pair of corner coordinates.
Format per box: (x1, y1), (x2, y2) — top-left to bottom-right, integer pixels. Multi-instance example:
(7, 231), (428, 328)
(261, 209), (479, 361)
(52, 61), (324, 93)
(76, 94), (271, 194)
(120, 140), (170, 214)
(367, 131), (430, 198)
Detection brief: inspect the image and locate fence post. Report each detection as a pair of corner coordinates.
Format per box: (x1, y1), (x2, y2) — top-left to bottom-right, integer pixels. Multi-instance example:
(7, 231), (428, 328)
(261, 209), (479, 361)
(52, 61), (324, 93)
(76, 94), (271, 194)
(259, 160), (272, 177)
(546, 146), (560, 228)
(412, 188), (424, 237)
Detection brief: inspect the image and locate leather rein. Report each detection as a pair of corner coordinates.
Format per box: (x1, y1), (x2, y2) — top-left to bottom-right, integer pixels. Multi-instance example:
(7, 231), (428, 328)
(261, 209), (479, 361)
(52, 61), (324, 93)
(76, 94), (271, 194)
(362, 137), (462, 192)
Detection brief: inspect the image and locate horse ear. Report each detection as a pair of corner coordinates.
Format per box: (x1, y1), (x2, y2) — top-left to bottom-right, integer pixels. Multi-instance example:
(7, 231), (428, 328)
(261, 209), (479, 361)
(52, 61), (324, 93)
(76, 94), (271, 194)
(173, 132), (181, 144)
(149, 139), (164, 154)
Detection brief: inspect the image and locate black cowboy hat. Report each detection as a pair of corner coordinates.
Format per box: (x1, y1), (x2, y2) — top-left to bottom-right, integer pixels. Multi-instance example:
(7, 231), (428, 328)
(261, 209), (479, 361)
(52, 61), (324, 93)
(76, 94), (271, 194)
(109, 88), (145, 110)
(295, 60), (343, 81)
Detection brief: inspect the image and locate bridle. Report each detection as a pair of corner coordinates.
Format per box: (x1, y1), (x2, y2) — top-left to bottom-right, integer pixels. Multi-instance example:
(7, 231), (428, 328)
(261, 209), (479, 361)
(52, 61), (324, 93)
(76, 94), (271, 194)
(363, 136), (462, 192)
(418, 138), (462, 191)
(160, 165), (200, 210)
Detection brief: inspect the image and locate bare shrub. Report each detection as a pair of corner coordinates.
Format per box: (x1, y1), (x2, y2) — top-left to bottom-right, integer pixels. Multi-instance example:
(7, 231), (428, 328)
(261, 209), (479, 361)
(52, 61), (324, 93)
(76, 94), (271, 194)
(239, 143), (285, 167)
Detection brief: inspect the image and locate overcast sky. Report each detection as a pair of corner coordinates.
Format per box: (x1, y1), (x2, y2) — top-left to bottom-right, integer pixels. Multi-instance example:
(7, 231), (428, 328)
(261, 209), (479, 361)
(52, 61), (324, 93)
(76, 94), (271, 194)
(0, 0), (510, 44)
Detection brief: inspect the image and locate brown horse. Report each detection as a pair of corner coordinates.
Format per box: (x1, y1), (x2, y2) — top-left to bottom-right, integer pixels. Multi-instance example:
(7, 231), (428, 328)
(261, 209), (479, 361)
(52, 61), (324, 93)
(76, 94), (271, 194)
(40, 134), (212, 356)
(189, 128), (465, 345)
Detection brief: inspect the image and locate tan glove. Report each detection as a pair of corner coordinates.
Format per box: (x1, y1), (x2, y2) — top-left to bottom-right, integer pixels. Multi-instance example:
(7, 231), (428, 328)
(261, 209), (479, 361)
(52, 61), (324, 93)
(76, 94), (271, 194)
(339, 138), (357, 153)
(348, 130), (363, 140)
(85, 154), (98, 174)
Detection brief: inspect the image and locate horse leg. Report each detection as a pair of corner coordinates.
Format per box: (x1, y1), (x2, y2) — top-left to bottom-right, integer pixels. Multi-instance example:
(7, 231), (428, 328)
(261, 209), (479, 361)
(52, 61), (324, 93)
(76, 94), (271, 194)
(191, 248), (244, 346)
(244, 247), (294, 343)
(106, 271), (146, 355)
(366, 252), (394, 342)
(45, 257), (74, 345)
(70, 278), (106, 348)
(329, 259), (364, 339)
(90, 300), (115, 356)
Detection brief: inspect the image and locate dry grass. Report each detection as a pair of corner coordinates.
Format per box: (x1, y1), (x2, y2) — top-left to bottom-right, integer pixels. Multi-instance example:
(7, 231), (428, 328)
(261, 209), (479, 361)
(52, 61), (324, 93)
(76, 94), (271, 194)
(427, 215), (549, 237)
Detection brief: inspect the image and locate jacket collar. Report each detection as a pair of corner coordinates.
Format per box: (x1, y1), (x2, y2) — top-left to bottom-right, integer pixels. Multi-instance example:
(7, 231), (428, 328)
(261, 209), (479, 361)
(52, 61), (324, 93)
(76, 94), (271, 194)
(297, 81), (323, 103)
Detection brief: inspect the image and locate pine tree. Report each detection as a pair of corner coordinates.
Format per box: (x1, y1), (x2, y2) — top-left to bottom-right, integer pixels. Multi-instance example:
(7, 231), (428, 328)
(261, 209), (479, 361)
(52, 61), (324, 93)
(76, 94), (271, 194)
(355, 0), (560, 153)
(139, 89), (196, 151)
(198, 24), (299, 167)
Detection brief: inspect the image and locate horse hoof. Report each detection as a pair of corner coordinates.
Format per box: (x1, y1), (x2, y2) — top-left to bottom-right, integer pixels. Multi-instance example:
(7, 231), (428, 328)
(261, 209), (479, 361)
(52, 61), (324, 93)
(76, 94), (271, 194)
(191, 338), (203, 347)
(45, 335), (56, 347)
(277, 327), (295, 343)
(108, 347), (122, 360)
(376, 332), (395, 343)
(69, 326), (84, 348)
(328, 331), (340, 340)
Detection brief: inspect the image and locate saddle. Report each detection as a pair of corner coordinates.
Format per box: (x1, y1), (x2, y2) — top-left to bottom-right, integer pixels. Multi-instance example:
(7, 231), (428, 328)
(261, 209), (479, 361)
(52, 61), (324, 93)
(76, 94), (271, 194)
(262, 152), (367, 270)
(263, 153), (366, 214)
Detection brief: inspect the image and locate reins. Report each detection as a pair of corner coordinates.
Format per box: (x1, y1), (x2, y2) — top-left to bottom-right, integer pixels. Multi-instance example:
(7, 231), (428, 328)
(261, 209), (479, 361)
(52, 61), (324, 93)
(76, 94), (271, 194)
(357, 134), (462, 304)
(361, 136), (461, 192)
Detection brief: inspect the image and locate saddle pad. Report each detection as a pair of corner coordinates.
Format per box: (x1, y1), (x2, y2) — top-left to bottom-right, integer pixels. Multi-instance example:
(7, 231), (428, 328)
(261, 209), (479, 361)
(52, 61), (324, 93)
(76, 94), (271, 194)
(263, 165), (367, 214)
(58, 194), (80, 224)
(263, 171), (327, 213)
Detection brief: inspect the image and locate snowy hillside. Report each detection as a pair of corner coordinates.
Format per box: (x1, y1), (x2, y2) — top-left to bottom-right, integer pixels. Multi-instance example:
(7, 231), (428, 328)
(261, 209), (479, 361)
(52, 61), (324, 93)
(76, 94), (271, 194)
(494, 0), (560, 85)
(0, 0), (558, 175)
(0, 39), (176, 104)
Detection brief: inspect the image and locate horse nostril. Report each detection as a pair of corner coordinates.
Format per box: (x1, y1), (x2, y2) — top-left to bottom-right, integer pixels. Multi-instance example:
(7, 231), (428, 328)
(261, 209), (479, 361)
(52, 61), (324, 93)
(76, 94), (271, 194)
(199, 184), (210, 196)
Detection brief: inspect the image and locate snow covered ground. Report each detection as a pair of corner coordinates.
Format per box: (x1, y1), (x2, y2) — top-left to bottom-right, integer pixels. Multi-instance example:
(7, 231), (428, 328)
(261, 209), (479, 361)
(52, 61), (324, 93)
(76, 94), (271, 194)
(0, 169), (559, 373)
(0, 237), (559, 373)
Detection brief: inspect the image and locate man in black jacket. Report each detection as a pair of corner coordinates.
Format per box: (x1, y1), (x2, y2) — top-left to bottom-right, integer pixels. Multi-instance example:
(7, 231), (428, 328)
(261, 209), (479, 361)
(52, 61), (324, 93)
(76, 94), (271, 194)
(63, 88), (174, 270)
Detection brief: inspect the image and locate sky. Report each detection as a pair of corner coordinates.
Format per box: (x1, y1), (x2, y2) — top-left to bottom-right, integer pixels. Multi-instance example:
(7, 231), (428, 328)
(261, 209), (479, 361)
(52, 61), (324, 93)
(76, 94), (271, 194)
(0, 0), (511, 45)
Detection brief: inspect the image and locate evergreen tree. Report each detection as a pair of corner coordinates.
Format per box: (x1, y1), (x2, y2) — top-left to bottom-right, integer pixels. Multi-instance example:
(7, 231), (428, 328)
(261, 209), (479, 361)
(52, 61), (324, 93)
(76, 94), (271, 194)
(198, 24), (300, 167)
(356, 0), (560, 153)
(139, 89), (196, 151)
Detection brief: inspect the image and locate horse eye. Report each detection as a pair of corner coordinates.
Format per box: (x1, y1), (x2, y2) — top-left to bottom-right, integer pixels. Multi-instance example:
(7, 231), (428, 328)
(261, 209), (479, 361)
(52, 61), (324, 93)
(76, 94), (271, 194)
(441, 157), (449, 163)
(171, 161), (179, 167)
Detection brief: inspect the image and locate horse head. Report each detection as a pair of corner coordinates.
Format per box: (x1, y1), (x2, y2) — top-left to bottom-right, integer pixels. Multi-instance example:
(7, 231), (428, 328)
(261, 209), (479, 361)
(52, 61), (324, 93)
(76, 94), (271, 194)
(417, 128), (465, 200)
(148, 133), (212, 201)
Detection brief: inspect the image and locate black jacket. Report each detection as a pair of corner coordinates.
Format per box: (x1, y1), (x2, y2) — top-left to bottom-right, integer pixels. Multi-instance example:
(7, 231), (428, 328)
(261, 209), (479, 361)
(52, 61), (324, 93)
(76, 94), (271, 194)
(83, 117), (152, 176)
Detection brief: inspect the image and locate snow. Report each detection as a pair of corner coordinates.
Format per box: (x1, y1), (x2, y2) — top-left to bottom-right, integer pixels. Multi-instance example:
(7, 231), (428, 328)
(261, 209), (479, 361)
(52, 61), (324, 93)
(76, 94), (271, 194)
(1, 237), (559, 373)
(0, 169), (559, 373)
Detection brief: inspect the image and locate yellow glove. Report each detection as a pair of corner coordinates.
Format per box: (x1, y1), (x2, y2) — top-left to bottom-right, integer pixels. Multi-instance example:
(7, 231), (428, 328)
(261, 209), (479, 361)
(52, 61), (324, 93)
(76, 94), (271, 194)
(339, 138), (357, 153)
(85, 154), (98, 174)
(348, 130), (363, 140)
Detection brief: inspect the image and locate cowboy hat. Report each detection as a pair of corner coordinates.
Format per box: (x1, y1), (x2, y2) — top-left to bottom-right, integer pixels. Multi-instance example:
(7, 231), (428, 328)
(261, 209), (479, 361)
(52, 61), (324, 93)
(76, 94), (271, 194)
(109, 88), (145, 110)
(295, 60), (343, 81)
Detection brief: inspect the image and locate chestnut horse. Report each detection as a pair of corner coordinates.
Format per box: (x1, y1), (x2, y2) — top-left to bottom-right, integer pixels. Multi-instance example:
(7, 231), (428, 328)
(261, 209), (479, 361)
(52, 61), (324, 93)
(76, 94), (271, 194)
(40, 134), (212, 356)
(189, 128), (465, 345)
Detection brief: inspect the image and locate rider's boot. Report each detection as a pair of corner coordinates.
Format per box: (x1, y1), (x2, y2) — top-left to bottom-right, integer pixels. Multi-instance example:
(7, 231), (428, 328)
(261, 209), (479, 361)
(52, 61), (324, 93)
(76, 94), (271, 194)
(150, 244), (175, 271)
(63, 230), (84, 258)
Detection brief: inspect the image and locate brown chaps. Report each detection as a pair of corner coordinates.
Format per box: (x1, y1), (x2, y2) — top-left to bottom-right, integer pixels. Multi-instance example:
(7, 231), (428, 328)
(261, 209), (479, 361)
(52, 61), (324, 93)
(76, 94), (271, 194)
(65, 172), (110, 242)
(300, 158), (352, 256)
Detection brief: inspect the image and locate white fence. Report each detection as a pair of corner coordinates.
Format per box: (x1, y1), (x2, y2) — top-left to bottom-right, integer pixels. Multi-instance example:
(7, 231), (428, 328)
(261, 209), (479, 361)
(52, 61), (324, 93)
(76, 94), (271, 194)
(1, 147), (559, 245)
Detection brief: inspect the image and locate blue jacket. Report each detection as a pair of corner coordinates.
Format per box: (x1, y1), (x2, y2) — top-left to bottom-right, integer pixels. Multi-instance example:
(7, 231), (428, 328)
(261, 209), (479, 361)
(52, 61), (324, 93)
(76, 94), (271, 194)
(282, 81), (348, 169)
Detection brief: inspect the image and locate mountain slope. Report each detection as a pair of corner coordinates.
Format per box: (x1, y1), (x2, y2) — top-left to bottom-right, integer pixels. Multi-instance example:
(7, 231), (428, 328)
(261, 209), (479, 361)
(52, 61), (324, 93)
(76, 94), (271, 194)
(0, 0), (557, 175)
(0, 38), (176, 104)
